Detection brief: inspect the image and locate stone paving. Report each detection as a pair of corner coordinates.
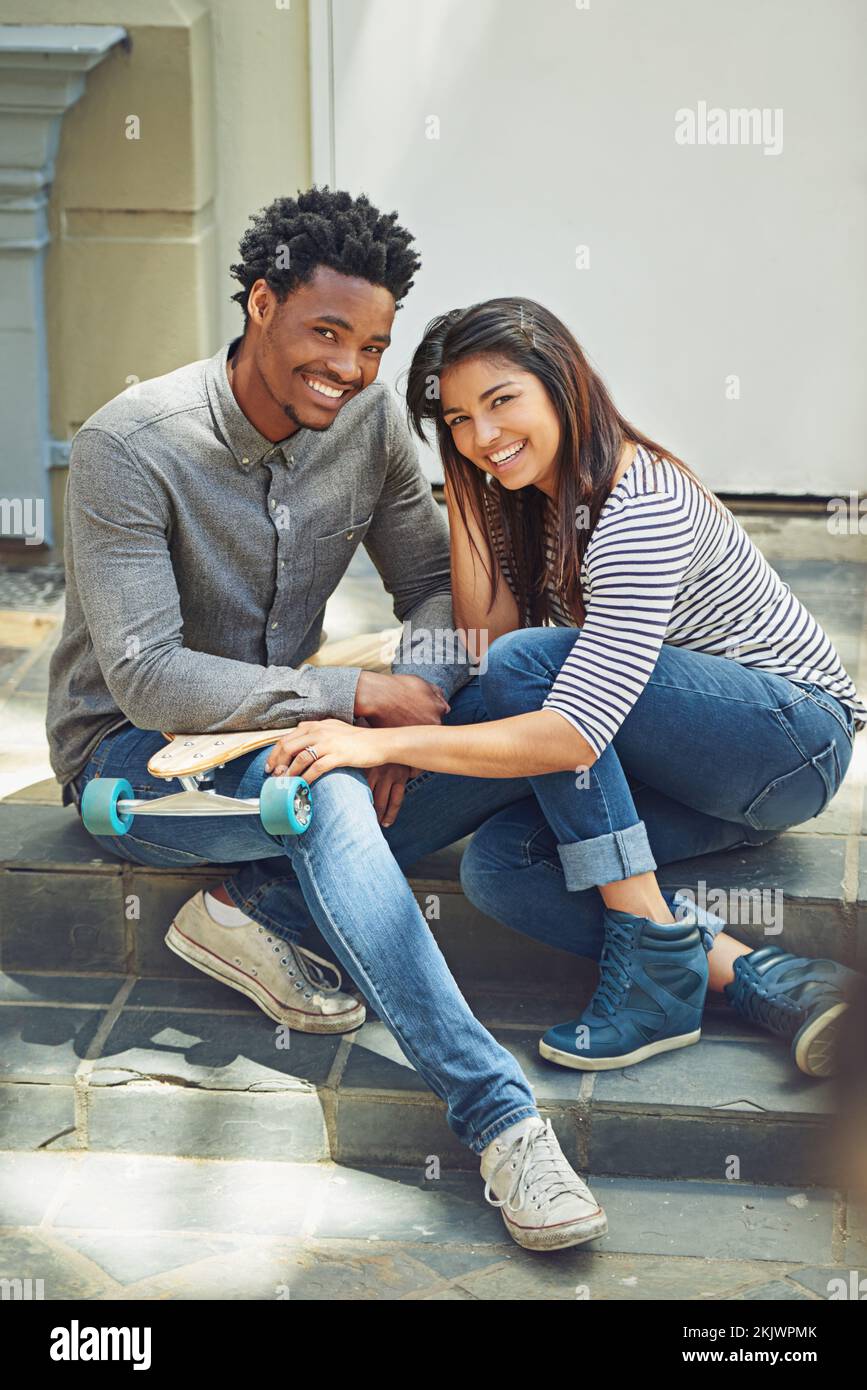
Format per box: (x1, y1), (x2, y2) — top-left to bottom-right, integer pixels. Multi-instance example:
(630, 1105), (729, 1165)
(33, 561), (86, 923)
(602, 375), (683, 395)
(1, 1149), (864, 1301)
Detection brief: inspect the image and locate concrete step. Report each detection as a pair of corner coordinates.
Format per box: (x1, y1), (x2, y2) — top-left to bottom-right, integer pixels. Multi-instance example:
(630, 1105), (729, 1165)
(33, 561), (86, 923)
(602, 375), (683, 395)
(0, 798), (865, 990)
(0, 794), (863, 1191)
(1, 1146), (863, 1301)
(0, 968), (851, 1188)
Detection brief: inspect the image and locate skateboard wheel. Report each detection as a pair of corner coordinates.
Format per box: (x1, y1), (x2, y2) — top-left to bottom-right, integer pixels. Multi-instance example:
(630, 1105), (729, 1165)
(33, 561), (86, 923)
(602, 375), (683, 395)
(81, 777), (135, 835)
(260, 776), (313, 836)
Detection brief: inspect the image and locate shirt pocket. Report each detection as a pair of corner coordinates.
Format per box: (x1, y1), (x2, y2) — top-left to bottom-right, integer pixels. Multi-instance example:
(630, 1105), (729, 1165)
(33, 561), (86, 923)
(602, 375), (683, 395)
(303, 513), (374, 623)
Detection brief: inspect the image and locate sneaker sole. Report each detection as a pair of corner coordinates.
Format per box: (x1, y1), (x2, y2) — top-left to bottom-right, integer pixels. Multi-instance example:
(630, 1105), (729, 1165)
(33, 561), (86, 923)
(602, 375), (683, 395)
(165, 922), (366, 1035)
(502, 1207), (609, 1252)
(793, 1001), (848, 1078)
(539, 1029), (701, 1071)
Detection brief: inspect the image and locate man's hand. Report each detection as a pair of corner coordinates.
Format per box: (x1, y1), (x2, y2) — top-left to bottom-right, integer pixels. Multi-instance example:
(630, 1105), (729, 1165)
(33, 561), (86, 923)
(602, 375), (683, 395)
(354, 672), (449, 728)
(366, 762), (423, 827)
(355, 673), (445, 827)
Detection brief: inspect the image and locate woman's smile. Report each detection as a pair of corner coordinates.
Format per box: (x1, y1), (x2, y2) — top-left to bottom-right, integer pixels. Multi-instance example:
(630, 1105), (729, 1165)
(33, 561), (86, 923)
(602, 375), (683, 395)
(486, 437), (529, 472)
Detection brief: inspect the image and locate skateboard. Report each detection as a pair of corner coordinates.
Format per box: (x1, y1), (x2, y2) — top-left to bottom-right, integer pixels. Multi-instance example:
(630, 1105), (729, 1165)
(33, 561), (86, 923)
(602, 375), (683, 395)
(80, 728), (313, 838)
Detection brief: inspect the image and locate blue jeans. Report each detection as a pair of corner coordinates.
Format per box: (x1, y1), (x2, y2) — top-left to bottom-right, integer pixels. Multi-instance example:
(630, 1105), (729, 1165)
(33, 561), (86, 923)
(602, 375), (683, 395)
(71, 679), (540, 1154)
(460, 627), (856, 961)
(70, 636), (855, 1147)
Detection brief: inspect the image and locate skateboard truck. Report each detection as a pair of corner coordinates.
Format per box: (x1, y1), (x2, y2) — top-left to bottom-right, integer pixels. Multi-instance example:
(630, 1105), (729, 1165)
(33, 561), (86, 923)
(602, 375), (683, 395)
(80, 730), (314, 838)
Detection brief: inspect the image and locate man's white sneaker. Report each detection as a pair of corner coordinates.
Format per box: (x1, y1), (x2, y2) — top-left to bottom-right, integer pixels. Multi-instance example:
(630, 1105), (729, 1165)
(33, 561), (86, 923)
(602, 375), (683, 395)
(165, 890), (365, 1034)
(481, 1116), (608, 1251)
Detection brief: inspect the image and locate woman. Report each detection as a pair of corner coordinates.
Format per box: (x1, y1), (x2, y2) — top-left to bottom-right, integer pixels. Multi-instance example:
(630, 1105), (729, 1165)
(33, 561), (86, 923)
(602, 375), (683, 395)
(264, 297), (866, 1078)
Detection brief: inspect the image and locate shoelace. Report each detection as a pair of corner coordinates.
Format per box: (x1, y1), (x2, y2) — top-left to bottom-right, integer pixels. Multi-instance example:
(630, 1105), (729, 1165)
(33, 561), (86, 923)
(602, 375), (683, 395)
(484, 1119), (593, 1214)
(589, 920), (637, 1018)
(257, 928), (344, 1002)
(729, 974), (804, 1038)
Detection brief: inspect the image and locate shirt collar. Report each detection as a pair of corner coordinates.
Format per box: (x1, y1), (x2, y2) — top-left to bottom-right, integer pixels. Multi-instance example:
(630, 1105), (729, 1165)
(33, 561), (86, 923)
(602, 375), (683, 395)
(204, 337), (295, 473)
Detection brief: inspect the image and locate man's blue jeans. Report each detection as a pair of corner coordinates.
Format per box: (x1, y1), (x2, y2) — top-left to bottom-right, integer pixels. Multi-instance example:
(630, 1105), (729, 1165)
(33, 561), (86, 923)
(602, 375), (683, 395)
(72, 678), (540, 1155)
(461, 628), (855, 961)
(71, 630), (855, 1151)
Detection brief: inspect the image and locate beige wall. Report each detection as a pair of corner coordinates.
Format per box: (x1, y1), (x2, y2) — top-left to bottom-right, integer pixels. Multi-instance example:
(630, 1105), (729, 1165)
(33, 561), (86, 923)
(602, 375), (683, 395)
(0, 0), (311, 551)
(206, 0), (312, 344)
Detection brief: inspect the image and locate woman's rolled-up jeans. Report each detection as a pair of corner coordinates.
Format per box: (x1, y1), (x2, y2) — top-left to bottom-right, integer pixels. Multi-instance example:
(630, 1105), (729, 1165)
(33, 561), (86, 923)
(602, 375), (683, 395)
(461, 626), (856, 962)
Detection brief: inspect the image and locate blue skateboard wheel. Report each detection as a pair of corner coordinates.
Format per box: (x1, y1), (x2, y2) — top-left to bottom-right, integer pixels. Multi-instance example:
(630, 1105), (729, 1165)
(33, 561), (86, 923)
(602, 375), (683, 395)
(260, 776), (313, 835)
(81, 777), (135, 835)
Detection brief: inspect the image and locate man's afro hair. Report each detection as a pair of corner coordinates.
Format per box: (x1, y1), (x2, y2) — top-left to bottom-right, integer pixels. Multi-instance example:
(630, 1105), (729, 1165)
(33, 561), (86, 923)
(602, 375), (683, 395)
(229, 186), (421, 319)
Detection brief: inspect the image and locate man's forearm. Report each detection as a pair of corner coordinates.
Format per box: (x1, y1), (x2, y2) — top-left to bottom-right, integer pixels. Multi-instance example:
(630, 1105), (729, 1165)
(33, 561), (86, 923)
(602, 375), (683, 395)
(105, 644), (361, 733)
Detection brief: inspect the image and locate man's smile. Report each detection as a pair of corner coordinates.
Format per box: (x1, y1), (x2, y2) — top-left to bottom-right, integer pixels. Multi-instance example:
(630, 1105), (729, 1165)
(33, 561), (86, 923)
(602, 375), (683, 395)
(300, 372), (356, 406)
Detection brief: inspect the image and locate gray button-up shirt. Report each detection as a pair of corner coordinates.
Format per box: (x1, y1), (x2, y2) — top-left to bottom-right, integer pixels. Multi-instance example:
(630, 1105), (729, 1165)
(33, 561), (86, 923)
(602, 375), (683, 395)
(47, 339), (468, 804)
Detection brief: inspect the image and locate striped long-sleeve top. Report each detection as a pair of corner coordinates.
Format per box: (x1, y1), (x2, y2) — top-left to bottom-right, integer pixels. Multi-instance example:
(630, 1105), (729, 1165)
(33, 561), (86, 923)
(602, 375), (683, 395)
(487, 446), (867, 759)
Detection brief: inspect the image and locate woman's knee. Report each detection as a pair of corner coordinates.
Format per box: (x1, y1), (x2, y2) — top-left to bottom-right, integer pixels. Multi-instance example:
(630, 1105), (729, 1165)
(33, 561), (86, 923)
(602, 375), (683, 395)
(459, 799), (553, 907)
(480, 626), (574, 718)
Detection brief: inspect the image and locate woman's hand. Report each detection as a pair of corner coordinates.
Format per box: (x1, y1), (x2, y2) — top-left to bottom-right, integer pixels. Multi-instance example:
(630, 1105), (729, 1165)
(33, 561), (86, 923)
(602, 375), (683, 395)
(263, 720), (392, 785)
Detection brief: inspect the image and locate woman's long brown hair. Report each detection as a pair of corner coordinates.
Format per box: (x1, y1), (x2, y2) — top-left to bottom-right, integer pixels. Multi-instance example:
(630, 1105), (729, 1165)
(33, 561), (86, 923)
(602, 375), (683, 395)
(405, 297), (725, 627)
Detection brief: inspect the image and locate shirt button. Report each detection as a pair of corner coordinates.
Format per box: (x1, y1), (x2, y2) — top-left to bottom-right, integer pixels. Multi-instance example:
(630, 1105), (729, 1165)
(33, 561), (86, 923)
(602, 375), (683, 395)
(271, 622), (278, 629)
(242, 457), (249, 465)
(280, 560), (285, 568)
(270, 499), (277, 509)
(346, 531), (354, 540)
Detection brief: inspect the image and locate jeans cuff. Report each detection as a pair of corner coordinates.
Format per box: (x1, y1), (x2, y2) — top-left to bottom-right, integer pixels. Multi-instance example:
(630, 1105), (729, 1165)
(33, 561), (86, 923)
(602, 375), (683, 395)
(474, 1106), (540, 1156)
(557, 820), (657, 892)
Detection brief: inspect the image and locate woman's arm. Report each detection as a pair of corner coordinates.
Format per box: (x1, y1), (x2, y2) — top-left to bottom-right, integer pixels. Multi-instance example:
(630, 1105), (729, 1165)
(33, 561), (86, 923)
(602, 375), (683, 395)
(446, 474), (521, 660)
(264, 708), (598, 782)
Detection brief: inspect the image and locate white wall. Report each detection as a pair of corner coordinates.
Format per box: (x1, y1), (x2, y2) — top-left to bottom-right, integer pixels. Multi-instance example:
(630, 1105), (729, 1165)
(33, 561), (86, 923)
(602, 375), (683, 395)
(321, 0), (866, 494)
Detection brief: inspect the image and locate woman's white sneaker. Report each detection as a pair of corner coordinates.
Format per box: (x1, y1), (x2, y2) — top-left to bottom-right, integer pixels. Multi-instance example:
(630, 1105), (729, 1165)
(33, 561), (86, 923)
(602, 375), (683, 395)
(165, 890), (365, 1034)
(481, 1116), (608, 1251)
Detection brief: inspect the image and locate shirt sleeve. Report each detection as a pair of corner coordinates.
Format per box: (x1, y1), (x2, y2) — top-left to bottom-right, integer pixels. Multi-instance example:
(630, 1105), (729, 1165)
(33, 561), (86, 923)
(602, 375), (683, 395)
(362, 393), (472, 701)
(67, 428), (361, 732)
(542, 481), (697, 757)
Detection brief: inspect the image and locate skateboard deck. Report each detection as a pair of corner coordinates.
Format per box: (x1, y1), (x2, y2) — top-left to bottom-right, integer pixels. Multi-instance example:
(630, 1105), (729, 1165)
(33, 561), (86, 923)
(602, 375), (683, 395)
(148, 729), (296, 780)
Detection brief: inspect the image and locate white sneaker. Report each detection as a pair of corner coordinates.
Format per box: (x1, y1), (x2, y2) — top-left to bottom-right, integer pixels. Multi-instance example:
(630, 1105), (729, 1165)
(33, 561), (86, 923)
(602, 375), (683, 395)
(165, 890), (366, 1034)
(481, 1117), (608, 1251)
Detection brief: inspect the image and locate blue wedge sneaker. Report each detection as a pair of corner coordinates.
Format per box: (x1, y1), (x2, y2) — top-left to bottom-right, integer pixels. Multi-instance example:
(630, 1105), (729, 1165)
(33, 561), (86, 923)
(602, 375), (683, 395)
(539, 890), (720, 1071)
(724, 946), (860, 1078)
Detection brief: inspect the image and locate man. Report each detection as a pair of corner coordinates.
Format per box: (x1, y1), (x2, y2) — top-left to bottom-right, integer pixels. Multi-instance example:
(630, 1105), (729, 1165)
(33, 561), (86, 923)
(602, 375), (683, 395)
(46, 187), (606, 1252)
